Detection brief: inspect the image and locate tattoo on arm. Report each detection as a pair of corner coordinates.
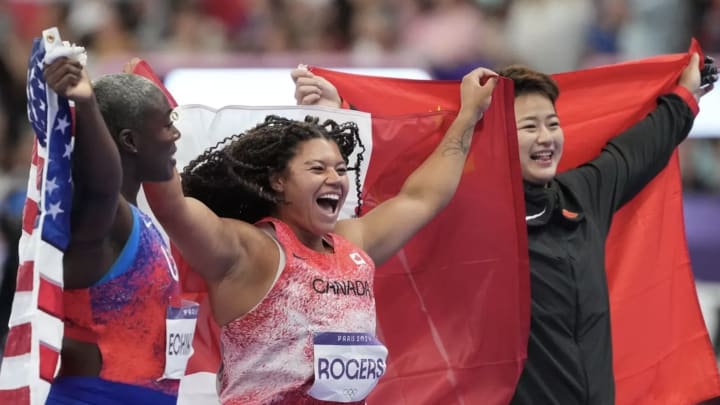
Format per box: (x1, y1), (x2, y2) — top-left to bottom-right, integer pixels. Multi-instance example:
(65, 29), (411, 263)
(442, 126), (474, 157)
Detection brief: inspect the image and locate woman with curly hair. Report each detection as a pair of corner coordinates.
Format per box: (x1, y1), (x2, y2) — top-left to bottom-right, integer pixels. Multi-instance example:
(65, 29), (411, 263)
(144, 66), (497, 404)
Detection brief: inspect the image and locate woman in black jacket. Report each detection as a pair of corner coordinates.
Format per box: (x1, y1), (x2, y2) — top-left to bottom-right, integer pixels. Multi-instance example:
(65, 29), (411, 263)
(291, 53), (717, 404)
(503, 54), (714, 405)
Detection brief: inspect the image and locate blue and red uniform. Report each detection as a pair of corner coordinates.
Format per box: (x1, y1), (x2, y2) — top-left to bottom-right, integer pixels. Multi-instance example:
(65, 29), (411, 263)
(47, 205), (182, 404)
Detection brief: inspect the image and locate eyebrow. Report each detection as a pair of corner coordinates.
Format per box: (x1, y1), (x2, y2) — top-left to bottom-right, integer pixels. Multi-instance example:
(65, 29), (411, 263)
(304, 159), (346, 166)
(518, 113), (559, 122)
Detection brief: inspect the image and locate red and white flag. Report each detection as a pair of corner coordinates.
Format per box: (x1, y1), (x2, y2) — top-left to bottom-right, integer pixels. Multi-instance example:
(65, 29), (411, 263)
(131, 66), (529, 404)
(313, 38), (720, 405)
(0, 28), (81, 404)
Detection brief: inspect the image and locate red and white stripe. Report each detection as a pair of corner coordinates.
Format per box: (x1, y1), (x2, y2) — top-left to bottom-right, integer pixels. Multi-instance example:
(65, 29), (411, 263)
(0, 28), (72, 405)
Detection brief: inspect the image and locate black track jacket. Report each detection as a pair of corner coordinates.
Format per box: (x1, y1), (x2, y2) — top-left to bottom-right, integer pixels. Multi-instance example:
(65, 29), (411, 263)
(510, 87), (698, 405)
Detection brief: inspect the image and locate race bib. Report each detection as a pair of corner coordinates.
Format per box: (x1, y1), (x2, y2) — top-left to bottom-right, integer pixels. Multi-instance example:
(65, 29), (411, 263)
(161, 300), (199, 380)
(308, 332), (388, 403)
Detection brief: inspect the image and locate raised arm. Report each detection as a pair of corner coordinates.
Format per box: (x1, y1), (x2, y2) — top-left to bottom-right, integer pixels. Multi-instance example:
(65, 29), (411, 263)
(336, 68), (498, 265)
(44, 58), (122, 243)
(562, 53), (715, 227)
(143, 171), (277, 284)
(291, 67), (343, 108)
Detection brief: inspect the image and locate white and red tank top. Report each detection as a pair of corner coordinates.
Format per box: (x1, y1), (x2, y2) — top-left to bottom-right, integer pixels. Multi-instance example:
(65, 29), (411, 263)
(219, 218), (378, 405)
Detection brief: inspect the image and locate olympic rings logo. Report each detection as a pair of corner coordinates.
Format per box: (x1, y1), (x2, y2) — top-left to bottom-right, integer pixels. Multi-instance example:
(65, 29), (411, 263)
(343, 388), (359, 399)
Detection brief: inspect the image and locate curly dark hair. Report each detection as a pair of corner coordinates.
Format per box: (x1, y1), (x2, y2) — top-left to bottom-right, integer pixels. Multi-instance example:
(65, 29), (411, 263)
(181, 115), (365, 224)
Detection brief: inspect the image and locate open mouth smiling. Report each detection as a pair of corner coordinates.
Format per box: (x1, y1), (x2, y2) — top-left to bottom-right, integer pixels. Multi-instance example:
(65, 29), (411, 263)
(316, 193), (340, 215)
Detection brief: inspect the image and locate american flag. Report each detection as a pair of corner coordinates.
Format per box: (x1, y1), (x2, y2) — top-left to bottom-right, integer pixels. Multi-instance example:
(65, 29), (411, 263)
(0, 28), (73, 405)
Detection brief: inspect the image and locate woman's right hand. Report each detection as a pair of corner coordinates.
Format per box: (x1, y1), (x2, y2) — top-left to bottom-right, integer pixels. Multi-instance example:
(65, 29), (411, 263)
(291, 66), (342, 108)
(44, 58), (93, 104)
(459, 67), (498, 121)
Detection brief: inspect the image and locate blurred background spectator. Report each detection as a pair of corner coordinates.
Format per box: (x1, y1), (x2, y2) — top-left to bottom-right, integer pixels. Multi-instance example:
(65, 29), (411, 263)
(0, 0), (718, 389)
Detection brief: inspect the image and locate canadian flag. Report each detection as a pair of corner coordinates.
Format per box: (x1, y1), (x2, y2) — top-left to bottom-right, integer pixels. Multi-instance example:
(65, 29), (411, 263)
(148, 98), (528, 405)
(133, 61), (530, 405)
